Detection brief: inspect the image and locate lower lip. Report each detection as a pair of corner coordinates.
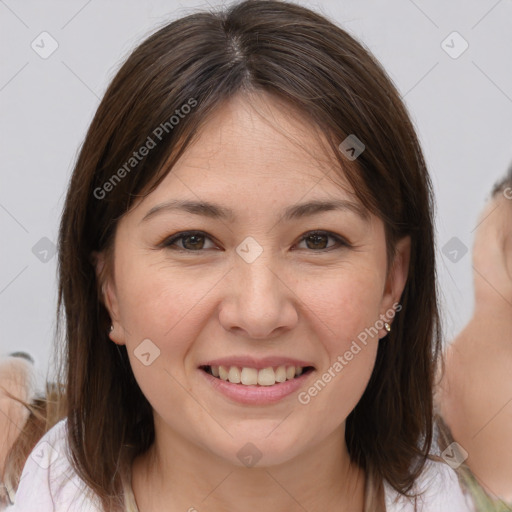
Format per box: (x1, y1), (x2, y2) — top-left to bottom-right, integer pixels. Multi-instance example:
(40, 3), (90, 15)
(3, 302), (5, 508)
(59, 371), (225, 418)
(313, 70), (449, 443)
(199, 368), (314, 405)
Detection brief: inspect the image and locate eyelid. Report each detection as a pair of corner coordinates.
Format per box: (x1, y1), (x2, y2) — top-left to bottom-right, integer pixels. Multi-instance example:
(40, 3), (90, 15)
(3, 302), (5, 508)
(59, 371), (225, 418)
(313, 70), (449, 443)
(159, 230), (351, 252)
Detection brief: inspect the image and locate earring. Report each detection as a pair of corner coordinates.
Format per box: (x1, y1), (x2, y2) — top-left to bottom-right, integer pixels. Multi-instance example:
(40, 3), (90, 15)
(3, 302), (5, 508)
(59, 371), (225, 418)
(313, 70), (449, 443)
(109, 324), (114, 332)
(384, 322), (391, 332)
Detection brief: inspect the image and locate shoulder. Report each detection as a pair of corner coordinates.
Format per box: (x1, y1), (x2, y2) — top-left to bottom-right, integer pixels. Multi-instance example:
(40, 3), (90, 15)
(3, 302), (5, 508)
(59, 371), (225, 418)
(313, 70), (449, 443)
(10, 418), (101, 512)
(384, 458), (475, 512)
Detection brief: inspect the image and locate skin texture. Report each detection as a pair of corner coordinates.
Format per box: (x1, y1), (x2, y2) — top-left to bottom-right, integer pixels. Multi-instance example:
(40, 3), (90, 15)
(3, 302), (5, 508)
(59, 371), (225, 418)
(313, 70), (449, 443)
(96, 92), (411, 512)
(437, 192), (512, 501)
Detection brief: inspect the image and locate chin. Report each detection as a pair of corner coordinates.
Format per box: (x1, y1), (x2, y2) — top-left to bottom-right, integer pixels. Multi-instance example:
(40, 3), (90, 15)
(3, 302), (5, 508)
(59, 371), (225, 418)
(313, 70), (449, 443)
(209, 433), (305, 469)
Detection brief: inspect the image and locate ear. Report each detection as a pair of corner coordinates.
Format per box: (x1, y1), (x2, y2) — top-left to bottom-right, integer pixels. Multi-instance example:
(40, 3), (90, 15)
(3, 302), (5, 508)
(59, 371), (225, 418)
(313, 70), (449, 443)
(378, 236), (411, 337)
(91, 250), (125, 346)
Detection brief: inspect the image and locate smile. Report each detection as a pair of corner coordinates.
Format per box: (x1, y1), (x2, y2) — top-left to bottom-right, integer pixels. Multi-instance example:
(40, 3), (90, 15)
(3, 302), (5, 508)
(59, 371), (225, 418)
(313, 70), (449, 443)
(199, 364), (316, 405)
(201, 364), (314, 386)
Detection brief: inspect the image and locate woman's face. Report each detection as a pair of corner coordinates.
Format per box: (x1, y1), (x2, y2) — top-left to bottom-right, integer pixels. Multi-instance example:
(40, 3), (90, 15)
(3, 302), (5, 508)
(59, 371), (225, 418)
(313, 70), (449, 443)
(98, 92), (410, 467)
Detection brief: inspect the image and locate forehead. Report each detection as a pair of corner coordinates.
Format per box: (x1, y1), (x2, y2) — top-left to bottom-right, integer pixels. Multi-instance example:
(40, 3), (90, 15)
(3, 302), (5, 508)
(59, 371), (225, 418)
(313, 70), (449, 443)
(133, 92), (364, 219)
(181, 91), (344, 174)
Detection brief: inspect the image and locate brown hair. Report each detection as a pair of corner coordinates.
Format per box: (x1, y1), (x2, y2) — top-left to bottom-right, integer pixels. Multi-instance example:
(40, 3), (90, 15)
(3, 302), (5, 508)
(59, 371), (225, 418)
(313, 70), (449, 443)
(10, 1), (442, 509)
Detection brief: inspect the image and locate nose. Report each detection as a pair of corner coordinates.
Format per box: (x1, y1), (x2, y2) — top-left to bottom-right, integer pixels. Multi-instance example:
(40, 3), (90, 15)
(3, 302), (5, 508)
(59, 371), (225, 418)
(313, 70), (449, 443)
(218, 251), (299, 340)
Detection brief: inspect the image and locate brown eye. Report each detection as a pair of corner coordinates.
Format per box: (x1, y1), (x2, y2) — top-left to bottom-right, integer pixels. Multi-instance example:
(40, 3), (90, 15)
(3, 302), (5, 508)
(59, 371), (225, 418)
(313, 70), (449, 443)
(160, 230), (349, 253)
(305, 233), (329, 250)
(162, 231), (216, 251)
(296, 231), (349, 251)
(180, 234), (205, 250)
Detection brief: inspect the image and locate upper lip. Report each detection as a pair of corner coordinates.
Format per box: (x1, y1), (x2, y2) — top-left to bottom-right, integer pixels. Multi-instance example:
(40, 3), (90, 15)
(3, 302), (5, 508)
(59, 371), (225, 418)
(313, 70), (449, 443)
(199, 356), (315, 370)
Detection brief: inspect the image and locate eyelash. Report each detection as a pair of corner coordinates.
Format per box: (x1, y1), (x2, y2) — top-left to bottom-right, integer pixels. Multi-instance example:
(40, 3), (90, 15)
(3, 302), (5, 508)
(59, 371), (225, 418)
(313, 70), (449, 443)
(160, 230), (350, 253)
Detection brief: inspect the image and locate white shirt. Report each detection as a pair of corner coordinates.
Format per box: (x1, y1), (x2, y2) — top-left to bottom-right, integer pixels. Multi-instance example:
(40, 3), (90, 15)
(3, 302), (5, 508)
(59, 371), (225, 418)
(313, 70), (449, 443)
(8, 419), (475, 512)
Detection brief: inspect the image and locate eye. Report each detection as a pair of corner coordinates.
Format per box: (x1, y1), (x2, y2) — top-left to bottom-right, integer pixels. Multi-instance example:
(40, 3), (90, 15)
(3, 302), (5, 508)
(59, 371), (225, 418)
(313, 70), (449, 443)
(161, 231), (217, 251)
(295, 230), (349, 251)
(160, 230), (349, 253)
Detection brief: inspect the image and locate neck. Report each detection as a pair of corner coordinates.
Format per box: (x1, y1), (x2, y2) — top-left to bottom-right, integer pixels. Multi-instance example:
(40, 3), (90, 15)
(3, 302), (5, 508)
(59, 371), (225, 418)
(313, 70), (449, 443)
(473, 296), (512, 333)
(132, 416), (365, 512)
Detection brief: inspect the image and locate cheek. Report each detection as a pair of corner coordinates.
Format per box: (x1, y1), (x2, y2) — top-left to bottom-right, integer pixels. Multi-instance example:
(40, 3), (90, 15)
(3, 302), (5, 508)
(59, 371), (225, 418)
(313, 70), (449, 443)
(114, 254), (219, 342)
(115, 248), (385, 364)
(300, 263), (385, 346)
(113, 262), (209, 415)
(294, 268), (383, 416)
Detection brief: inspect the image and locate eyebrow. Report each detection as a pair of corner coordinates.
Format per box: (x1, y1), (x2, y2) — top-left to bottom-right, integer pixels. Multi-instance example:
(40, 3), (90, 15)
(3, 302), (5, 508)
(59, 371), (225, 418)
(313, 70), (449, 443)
(140, 198), (370, 224)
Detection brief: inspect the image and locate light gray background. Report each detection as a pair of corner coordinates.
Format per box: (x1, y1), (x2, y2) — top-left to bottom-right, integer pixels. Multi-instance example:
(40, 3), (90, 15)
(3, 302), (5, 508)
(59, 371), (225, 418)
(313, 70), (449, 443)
(1, 0), (512, 389)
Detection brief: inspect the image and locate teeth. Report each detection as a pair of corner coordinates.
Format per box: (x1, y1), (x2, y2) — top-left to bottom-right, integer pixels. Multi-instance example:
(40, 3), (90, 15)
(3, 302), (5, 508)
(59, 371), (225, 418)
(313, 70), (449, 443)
(219, 365), (229, 381)
(240, 367), (258, 385)
(275, 365), (287, 383)
(286, 366), (296, 380)
(208, 365), (307, 385)
(228, 366), (241, 383)
(257, 367), (276, 386)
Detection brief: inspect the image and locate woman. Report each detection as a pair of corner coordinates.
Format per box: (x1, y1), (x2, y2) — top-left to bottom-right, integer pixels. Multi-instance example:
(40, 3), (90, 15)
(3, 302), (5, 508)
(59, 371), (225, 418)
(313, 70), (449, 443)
(8, 1), (475, 510)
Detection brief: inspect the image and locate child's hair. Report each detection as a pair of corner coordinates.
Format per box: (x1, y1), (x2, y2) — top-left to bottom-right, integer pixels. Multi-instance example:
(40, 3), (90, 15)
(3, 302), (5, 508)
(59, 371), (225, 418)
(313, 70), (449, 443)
(7, 1), (444, 510)
(491, 162), (512, 197)
(1, 383), (66, 507)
